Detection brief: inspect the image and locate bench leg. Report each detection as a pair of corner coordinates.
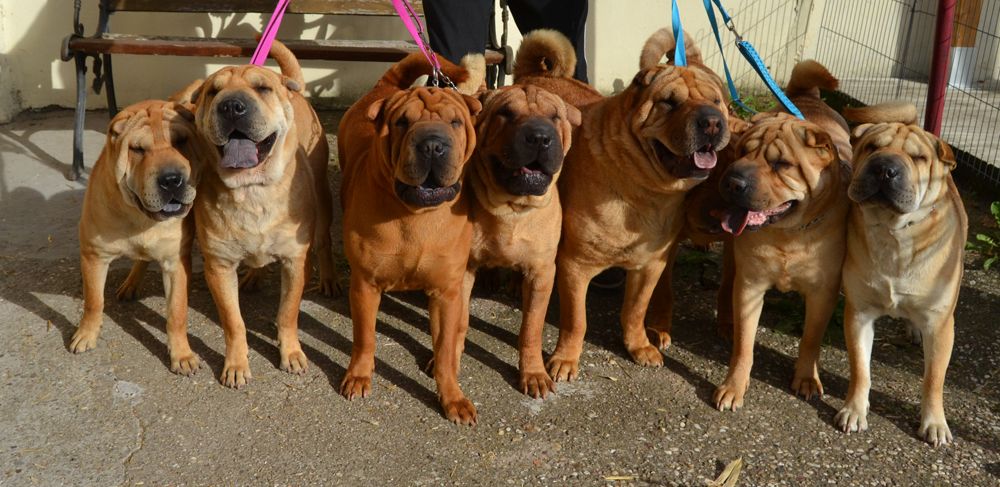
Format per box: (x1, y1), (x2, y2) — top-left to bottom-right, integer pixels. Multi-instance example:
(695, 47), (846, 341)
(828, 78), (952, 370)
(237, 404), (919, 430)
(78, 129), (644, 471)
(70, 52), (89, 181)
(102, 53), (119, 117)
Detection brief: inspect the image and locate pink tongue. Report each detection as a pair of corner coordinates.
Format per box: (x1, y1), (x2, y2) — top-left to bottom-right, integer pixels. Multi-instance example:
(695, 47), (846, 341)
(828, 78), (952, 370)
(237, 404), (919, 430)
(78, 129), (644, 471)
(693, 151), (717, 169)
(721, 209), (751, 236)
(694, 151), (718, 169)
(221, 138), (259, 169)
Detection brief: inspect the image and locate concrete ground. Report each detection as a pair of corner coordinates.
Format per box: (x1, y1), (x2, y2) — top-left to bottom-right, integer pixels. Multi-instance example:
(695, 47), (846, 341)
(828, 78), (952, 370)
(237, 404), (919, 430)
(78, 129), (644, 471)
(1, 109), (999, 486)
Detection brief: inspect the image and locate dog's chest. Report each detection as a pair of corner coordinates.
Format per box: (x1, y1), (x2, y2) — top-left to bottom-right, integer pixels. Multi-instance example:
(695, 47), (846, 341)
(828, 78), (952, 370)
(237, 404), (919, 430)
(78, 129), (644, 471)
(203, 189), (308, 266)
(470, 212), (558, 271)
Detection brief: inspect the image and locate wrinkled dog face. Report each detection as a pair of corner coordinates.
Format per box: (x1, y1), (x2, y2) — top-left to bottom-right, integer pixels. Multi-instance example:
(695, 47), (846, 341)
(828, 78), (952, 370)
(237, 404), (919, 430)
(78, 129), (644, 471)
(368, 87), (481, 209)
(848, 122), (955, 214)
(718, 113), (839, 235)
(476, 85), (581, 196)
(194, 65), (300, 188)
(109, 100), (204, 221)
(627, 65), (730, 180)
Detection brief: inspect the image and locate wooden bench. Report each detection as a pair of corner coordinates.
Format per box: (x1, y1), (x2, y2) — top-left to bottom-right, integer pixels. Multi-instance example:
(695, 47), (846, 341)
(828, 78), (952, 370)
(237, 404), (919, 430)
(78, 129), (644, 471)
(60, 0), (513, 179)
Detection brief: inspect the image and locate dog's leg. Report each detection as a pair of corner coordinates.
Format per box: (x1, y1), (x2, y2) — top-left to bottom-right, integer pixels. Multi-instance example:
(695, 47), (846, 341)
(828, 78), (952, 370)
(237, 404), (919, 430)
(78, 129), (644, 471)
(341, 273), (381, 400)
(714, 276), (767, 411)
(791, 283), (838, 400)
(547, 258), (599, 382)
(71, 251), (112, 353)
(204, 257), (252, 388)
(276, 253), (309, 374)
(429, 282), (476, 425)
(520, 264), (556, 399)
(716, 241), (736, 339)
(645, 242), (680, 350)
(312, 169), (339, 298)
(162, 254), (198, 375)
(621, 260), (669, 367)
(116, 260), (149, 301)
(918, 313), (954, 446)
(835, 300), (875, 434)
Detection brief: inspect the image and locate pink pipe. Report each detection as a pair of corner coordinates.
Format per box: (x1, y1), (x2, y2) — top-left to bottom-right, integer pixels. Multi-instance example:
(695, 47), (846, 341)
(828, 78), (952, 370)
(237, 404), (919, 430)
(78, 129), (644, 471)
(925, 0), (957, 136)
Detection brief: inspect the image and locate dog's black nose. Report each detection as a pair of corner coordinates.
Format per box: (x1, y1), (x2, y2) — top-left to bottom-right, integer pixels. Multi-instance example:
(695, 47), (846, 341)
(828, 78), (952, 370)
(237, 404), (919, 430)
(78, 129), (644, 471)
(417, 137), (448, 159)
(699, 116), (722, 137)
(869, 157), (902, 182)
(525, 130), (552, 149)
(158, 172), (185, 190)
(724, 172), (750, 195)
(696, 106), (726, 137)
(218, 98), (247, 120)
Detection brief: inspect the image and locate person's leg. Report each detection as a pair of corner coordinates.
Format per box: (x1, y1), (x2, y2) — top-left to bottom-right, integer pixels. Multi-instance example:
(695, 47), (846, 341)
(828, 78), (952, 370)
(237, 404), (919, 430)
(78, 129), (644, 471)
(507, 0), (589, 82)
(425, 0), (494, 64)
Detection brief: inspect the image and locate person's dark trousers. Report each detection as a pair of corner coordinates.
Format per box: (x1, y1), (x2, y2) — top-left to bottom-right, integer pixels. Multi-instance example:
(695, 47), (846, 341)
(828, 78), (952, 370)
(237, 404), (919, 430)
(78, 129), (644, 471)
(424, 0), (589, 83)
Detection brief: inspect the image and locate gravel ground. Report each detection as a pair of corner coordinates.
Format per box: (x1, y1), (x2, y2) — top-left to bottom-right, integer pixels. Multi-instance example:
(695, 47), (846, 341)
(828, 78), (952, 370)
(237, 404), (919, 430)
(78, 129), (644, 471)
(1, 110), (998, 486)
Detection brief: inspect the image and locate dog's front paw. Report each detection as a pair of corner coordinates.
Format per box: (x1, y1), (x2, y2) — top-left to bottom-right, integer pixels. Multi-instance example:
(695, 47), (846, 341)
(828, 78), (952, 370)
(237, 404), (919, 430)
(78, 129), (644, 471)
(520, 369), (556, 399)
(834, 402), (869, 434)
(442, 397), (477, 426)
(280, 348), (309, 375)
(791, 374), (824, 401)
(714, 379), (747, 412)
(644, 327), (672, 351)
(221, 359), (252, 388)
(919, 415), (952, 447)
(340, 373), (371, 400)
(629, 344), (664, 367)
(69, 327), (100, 353)
(170, 350), (201, 376)
(546, 356), (579, 382)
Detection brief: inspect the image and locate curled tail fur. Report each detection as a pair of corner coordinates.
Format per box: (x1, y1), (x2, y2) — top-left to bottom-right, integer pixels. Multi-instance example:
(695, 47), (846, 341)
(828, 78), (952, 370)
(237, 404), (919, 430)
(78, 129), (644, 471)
(842, 102), (919, 125)
(513, 29), (577, 80)
(378, 52), (485, 95)
(639, 28), (703, 70)
(267, 40), (306, 89)
(785, 60), (838, 99)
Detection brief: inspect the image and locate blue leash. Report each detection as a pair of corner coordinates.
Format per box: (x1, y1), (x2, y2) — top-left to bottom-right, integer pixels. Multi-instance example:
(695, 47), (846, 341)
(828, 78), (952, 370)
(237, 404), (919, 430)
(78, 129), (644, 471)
(672, 0), (804, 119)
(671, 0), (687, 67)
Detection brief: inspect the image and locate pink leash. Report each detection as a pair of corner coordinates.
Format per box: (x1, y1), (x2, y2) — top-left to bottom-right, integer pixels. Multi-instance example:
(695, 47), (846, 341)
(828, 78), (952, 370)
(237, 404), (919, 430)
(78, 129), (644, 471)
(390, 0), (456, 89)
(250, 0), (291, 65)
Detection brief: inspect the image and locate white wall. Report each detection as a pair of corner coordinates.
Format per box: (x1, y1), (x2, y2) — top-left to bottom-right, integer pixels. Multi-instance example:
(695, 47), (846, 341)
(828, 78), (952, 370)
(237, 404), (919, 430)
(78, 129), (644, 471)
(1, 0), (998, 123)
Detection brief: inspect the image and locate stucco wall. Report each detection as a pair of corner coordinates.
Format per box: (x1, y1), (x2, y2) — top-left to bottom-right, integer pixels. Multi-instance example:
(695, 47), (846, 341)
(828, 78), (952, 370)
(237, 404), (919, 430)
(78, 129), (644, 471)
(0, 0), (997, 123)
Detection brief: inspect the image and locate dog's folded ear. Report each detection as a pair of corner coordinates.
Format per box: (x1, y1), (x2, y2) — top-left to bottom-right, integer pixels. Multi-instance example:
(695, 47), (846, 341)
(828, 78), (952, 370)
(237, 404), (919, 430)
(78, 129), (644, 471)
(366, 98), (387, 123)
(283, 76), (302, 93)
(851, 123), (875, 140)
(935, 137), (957, 171)
(565, 104), (582, 127)
(462, 94), (483, 118)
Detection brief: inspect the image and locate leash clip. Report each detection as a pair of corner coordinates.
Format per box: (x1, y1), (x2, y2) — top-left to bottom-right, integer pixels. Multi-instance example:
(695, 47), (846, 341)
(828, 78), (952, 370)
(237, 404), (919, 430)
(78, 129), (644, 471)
(394, 0), (459, 92)
(724, 18), (743, 42)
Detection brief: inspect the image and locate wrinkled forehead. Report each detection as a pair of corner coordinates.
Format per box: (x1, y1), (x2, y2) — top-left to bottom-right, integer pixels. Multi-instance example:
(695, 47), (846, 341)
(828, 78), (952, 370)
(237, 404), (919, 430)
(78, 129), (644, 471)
(861, 123), (930, 158)
(488, 85), (563, 114)
(116, 102), (191, 141)
(206, 65), (280, 90)
(646, 66), (720, 99)
(742, 119), (818, 161)
(389, 88), (466, 120)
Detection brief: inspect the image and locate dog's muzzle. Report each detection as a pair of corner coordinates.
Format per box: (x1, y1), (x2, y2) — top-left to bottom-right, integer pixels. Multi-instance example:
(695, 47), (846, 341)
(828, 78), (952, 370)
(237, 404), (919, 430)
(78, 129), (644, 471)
(849, 155), (915, 212)
(491, 118), (562, 196)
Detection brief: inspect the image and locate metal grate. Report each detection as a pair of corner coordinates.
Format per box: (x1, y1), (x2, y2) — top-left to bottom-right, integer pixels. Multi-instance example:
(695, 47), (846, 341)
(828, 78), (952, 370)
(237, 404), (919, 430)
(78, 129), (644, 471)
(813, 0), (1000, 186)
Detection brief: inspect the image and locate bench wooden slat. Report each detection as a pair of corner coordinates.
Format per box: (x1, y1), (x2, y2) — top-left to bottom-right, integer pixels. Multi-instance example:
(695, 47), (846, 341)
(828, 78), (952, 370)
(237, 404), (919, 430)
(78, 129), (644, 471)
(68, 34), (503, 65)
(106, 0), (422, 16)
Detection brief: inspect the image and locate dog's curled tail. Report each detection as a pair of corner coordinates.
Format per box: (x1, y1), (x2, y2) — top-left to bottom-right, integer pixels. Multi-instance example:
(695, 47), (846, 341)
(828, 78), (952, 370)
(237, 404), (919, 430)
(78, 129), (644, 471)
(639, 28), (703, 70)
(267, 40), (306, 90)
(514, 29), (577, 80)
(380, 52), (485, 95)
(842, 102), (919, 125)
(784, 60), (838, 99)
